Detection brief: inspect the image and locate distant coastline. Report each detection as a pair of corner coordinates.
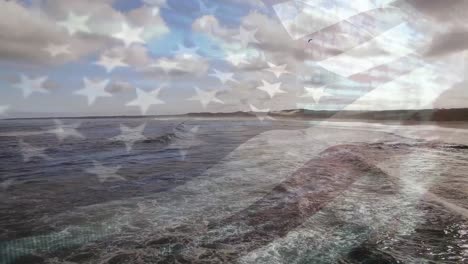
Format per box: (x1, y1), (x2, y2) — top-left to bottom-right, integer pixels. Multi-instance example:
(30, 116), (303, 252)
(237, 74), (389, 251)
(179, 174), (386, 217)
(3, 108), (468, 122)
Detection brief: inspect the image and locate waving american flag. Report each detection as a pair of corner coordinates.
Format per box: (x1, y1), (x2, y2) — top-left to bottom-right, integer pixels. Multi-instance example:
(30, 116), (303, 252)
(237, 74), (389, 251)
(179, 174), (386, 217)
(1, 1), (467, 263)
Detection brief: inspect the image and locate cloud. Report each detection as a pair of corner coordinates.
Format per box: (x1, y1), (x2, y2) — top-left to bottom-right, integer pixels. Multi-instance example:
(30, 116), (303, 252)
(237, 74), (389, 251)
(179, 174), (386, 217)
(192, 15), (234, 39)
(404, 0), (466, 24)
(103, 44), (154, 69)
(0, 1), (68, 64)
(192, 12), (300, 69)
(107, 81), (134, 94)
(143, 53), (210, 77)
(0, 0), (169, 66)
(426, 31), (468, 57)
(399, 0), (468, 57)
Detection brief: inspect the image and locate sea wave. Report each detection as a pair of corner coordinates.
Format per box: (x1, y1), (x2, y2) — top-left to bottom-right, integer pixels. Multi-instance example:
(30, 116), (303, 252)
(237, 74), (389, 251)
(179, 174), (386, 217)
(1, 120), (467, 263)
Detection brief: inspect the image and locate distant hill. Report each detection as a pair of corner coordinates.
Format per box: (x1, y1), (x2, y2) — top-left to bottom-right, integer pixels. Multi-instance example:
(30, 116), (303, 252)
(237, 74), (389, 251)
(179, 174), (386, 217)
(186, 108), (468, 122)
(4, 108), (468, 122)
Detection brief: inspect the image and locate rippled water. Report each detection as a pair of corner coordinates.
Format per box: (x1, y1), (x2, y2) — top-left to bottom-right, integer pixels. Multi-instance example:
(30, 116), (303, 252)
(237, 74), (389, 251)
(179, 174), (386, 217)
(0, 118), (467, 263)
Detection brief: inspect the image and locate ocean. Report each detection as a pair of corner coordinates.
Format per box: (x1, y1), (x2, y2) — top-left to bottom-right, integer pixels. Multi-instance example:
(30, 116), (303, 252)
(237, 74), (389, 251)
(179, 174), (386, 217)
(0, 117), (467, 263)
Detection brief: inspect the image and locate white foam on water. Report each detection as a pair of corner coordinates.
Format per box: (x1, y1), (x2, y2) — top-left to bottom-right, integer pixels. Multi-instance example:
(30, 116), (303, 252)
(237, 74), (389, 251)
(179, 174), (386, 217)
(309, 120), (468, 145)
(3, 122), (467, 262)
(239, 150), (450, 263)
(1, 128), (335, 261)
(0, 131), (45, 137)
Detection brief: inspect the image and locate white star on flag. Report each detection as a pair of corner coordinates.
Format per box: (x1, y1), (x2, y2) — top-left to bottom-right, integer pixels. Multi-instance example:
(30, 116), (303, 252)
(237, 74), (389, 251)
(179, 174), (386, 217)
(209, 69), (238, 85)
(126, 88), (165, 114)
(57, 12), (91, 35)
(48, 120), (85, 142)
(95, 55), (128, 73)
(43, 43), (71, 57)
(225, 51), (248, 66)
(301, 85), (331, 104)
(265, 62), (291, 78)
(198, 0), (217, 15)
(170, 124), (201, 161)
(187, 86), (224, 109)
(14, 74), (49, 98)
(151, 6), (161, 16)
(143, 0), (170, 14)
(18, 139), (49, 162)
(257, 80), (285, 98)
(188, 125), (200, 134)
(173, 124), (200, 139)
(249, 104), (274, 121)
(151, 58), (180, 74)
(233, 26), (259, 47)
(173, 44), (200, 59)
(86, 161), (125, 183)
(177, 149), (189, 161)
(113, 22), (145, 48)
(74, 78), (112, 105)
(111, 123), (147, 152)
(0, 105), (9, 115)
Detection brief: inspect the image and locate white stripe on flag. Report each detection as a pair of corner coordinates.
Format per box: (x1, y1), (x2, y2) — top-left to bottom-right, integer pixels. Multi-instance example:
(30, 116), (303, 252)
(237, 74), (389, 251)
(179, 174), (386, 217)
(273, 0), (396, 40)
(318, 23), (417, 78)
(343, 66), (459, 111)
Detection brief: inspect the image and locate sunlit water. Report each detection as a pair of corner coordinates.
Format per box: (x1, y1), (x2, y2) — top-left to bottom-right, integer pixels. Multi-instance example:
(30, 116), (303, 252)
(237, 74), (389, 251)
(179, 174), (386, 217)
(0, 118), (467, 263)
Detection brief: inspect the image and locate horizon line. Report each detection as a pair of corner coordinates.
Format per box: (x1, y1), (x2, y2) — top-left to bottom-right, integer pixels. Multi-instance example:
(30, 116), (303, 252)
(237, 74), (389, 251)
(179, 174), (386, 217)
(2, 108), (466, 121)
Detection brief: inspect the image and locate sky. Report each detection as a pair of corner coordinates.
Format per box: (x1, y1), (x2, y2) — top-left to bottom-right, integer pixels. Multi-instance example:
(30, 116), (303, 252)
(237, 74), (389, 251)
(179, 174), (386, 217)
(0, 0), (467, 117)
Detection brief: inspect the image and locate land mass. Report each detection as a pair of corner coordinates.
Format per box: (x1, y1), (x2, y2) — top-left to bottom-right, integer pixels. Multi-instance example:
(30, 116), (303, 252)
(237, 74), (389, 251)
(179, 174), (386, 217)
(4, 108), (468, 122)
(186, 108), (468, 122)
